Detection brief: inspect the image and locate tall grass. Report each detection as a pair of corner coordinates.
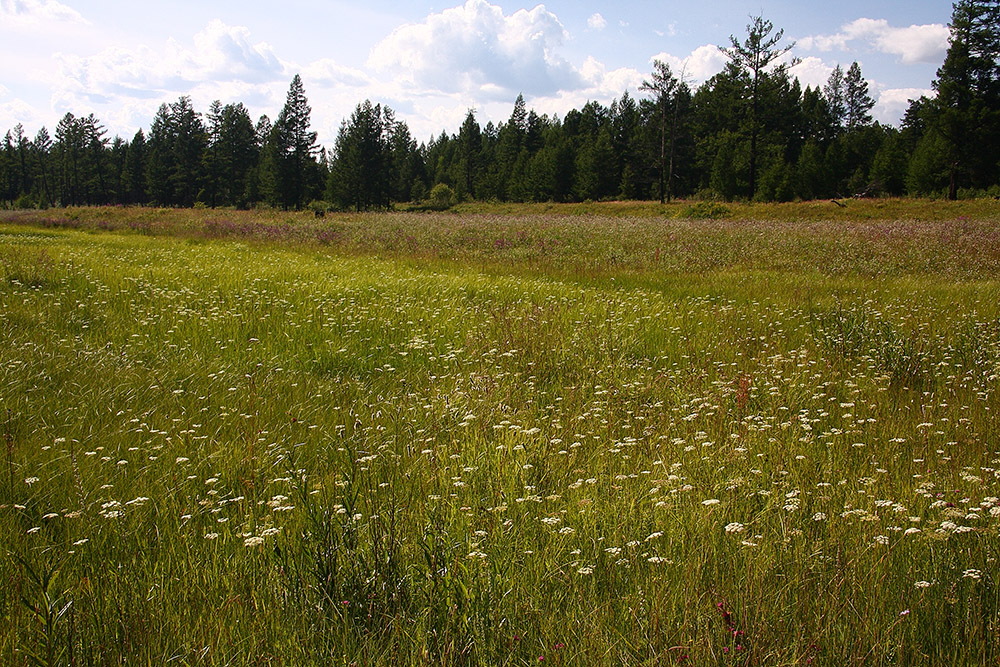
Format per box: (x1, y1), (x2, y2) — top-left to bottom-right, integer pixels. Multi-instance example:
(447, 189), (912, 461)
(1, 206), (999, 664)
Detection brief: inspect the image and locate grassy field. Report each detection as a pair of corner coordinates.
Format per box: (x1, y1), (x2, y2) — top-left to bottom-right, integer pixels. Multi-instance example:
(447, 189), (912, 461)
(2, 201), (1000, 665)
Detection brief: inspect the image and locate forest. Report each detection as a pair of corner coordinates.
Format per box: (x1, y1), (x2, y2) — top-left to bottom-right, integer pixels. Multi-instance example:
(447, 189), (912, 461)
(1, 1), (998, 210)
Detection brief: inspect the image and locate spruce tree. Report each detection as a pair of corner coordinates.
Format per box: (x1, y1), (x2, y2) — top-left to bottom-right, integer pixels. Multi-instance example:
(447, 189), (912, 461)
(929, 0), (1000, 198)
(272, 74), (318, 209)
(640, 60), (680, 202)
(844, 62), (875, 131)
(720, 15), (797, 198)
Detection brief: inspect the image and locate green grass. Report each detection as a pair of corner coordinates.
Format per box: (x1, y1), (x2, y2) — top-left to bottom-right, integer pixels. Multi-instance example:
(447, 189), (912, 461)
(2, 205), (1000, 665)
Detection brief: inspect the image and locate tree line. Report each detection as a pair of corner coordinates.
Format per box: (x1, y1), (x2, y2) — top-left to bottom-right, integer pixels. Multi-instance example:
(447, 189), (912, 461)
(1, 1), (998, 210)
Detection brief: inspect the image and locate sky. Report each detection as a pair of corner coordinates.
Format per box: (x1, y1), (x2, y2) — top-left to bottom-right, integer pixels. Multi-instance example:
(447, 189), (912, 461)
(0, 0), (953, 147)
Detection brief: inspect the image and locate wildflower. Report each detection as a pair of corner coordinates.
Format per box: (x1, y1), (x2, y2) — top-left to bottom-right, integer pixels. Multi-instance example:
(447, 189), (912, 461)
(244, 536), (265, 547)
(24, 477), (39, 485)
(576, 566), (593, 575)
(914, 581), (932, 589)
(205, 533), (220, 540)
(725, 522), (745, 534)
(702, 499), (720, 506)
(963, 569), (982, 580)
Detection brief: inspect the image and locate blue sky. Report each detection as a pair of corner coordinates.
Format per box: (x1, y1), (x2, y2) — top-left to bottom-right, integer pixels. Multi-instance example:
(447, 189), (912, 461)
(0, 0), (952, 146)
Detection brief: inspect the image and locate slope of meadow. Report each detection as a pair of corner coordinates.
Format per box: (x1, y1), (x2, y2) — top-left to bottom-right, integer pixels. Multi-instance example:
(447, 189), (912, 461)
(2, 202), (1000, 665)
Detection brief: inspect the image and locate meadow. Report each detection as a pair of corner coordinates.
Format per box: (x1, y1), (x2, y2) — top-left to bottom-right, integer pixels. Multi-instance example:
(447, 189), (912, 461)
(2, 201), (1000, 665)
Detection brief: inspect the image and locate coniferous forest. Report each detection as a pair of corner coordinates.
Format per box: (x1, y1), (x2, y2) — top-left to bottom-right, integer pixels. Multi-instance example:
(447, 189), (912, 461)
(2, 3), (999, 211)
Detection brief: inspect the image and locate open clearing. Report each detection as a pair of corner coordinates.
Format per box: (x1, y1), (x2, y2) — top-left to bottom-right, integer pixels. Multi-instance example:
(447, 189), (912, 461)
(2, 203), (1000, 665)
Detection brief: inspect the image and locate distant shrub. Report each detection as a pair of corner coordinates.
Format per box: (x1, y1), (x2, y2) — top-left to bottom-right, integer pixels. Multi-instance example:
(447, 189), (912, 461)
(680, 201), (731, 219)
(14, 193), (35, 210)
(428, 184), (456, 210)
(308, 200), (331, 217)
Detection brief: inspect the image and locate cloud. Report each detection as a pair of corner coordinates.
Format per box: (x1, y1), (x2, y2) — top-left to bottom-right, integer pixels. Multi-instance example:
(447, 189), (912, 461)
(0, 0), (88, 27)
(0, 98), (45, 131)
(874, 87), (932, 125)
(650, 44), (729, 84)
(47, 19), (291, 106)
(300, 59), (371, 88)
(368, 0), (582, 98)
(587, 13), (607, 30)
(800, 18), (949, 65)
(789, 56), (835, 89)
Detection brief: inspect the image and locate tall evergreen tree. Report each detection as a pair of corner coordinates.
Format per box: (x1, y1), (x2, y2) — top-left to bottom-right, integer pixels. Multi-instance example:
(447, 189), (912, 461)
(844, 62), (875, 131)
(329, 100), (389, 211)
(720, 15), (797, 198)
(927, 0), (1000, 198)
(32, 127), (53, 207)
(271, 74), (319, 209)
(124, 129), (147, 205)
(641, 60), (681, 202)
(824, 65), (847, 132)
(457, 110), (482, 199)
(218, 103), (258, 207)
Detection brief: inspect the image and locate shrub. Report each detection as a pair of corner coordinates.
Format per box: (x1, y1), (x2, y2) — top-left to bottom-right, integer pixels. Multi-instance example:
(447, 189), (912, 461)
(428, 184), (456, 211)
(680, 201), (731, 219)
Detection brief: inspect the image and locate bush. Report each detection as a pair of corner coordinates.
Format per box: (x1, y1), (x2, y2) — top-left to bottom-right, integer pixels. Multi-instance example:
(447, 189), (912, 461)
(307, 200), (331, 217)
(428, 184), (456, 210)
(14, 193), (36, 210)
(679, 201), (731, 219)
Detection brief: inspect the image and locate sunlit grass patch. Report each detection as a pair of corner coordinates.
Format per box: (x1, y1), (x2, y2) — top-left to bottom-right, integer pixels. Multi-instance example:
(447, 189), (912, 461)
(2, 212), (1000, 664)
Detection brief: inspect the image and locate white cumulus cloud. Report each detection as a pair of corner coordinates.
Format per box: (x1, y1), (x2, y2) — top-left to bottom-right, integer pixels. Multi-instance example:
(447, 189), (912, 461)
(874, 87), (933, 125)
(649, 44), (729, 84)
(0, 0), (88, 27)
(368, 0), (582, 98)
(789, 56), (835, 89)
(0, 98), (45, 131)
(800, 18), (949, 65)
(49, 19), (288, 104)
(587, 13), (607, 30)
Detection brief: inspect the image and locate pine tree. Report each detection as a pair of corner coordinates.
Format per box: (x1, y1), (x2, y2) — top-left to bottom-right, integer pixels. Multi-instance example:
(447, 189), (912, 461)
(272, 74), (318, 209)
(457, 110), (482, 199)
(929, 0), (1000, 198)
(844, 62), (875, 131)
(124, 129), (147, 204)
(720, 15), (797, 198)
(824, 65), (847, 131)
(218, 103), (258, 207)
(33, 127), (53, 207)
(640, 60), (680, 202)
(329, 100), (389, 211)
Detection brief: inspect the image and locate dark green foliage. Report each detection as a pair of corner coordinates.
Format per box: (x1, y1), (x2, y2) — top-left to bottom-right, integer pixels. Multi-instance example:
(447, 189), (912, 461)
(3, 9), (1000, 209)
(913, 0), (1000, 199)
(269, 75), (320, 209)
(146, 97), (207, 207)
(720, 15), (797, 199)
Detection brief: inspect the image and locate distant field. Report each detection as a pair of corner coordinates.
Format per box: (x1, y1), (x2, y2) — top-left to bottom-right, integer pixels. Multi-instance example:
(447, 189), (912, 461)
(2, 203), (1000, 665)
